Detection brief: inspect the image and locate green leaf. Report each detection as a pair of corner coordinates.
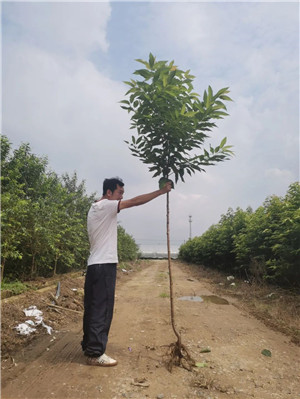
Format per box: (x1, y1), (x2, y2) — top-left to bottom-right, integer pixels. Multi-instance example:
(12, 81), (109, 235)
(208, 85), (213, 100)
(203, 90), (207, 105)
(162, 75), (168, 87)
(135, 59), (150, 68)
(133, 69), (152, 79)
(195, 362), (207, 368)
(168, 70), (176, 82)
(185, 111), (197, 117)
(200, 347), (211, 353)
(261, 349), (272, 357)
(219, 95), (233, 102)
(125, 87), (136, 96)
(213, 111), (229, 118)
(153, 60), (168, 70)
(153, 170), (161, 178)
(149, 53), (155, 68)
(214, 87), (229, 99)
(222, 145), (234, 155)
(123, 81), (135, 87)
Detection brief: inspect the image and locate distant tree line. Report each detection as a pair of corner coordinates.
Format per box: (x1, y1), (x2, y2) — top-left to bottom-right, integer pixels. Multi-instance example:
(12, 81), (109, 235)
(179, 182), (300, 287)
(1, 135), (140, 282)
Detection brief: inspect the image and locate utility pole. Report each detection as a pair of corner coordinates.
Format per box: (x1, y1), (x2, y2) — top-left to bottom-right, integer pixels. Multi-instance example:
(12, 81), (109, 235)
(189, 215), (192, 240)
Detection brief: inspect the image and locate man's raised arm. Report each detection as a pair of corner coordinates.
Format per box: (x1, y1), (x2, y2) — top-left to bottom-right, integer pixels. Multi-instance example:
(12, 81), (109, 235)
(119, 182), (172, 211)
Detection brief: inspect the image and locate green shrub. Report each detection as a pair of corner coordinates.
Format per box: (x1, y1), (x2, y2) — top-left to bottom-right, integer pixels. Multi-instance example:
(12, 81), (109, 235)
(179, 182), (300, 287)
(117, 225), (140, 262)
(1, 280), (31, 295)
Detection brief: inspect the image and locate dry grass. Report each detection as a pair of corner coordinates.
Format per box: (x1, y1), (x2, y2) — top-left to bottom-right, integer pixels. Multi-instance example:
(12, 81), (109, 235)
(190, 370), (215, 390)
(177, 260), (300, 345)
(190, 369), (234, 394)
(233, 284), (300, 345)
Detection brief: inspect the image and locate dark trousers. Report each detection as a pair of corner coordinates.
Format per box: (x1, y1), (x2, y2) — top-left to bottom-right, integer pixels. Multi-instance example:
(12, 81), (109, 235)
(81, 263), (117, 357)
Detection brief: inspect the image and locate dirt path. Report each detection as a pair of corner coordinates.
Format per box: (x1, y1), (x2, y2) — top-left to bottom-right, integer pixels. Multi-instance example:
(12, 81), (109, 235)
(2, 260), (300, 399)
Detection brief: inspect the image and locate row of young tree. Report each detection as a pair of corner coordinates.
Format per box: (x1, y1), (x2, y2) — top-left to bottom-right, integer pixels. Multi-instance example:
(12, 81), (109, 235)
(179, 182), (300, 287)
(1, 136), (139, 282)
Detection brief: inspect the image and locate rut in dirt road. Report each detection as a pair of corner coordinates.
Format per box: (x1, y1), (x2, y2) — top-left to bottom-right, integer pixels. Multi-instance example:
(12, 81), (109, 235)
(2, 260), (300, 399)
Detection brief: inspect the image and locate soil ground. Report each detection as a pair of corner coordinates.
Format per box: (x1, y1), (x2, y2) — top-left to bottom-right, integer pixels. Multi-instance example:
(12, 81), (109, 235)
(1, 260), (300, 399)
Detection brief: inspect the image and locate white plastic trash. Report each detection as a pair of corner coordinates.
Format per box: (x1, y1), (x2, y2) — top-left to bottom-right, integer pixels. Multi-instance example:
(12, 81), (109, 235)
(15, 323), (36, 335)
(24, 305), (43, 318)
(14, 306), (53, 336)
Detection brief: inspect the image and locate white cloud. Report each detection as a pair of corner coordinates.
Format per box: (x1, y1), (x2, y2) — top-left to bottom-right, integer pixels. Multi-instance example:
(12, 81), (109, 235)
(3, 3), (138, 193)
(3, 2), (111, 56)
(265, 168), (294, 181)
(3, 40), (130, 178)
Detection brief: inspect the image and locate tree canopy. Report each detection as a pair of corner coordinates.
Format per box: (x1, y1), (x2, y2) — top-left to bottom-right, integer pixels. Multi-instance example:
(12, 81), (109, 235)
(121, 53), (233, 184)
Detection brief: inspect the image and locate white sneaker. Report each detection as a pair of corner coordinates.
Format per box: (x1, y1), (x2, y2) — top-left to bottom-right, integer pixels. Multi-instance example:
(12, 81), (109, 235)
(86, 353), (118, 367)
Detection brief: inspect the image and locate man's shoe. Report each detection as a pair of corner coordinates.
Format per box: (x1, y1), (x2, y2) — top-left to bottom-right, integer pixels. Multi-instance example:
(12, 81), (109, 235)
(86, 353), (118, 367)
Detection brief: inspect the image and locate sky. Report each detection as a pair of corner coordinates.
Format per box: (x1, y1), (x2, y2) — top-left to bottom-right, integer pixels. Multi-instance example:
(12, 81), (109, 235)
(2, 1), (299, 252)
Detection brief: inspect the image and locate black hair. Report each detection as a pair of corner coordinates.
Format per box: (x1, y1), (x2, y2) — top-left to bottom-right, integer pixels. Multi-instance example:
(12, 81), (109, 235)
(102, 177), (124, 195)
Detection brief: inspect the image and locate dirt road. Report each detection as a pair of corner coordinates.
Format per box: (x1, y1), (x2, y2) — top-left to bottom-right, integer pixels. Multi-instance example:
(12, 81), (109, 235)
(2, 260), (300, 399)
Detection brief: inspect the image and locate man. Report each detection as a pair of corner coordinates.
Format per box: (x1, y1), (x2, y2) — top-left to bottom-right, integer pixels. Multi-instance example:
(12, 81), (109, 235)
(81, 177), (172, 366)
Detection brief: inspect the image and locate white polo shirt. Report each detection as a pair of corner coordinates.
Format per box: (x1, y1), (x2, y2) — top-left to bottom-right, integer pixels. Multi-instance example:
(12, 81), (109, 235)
(87, 199), (120, 265)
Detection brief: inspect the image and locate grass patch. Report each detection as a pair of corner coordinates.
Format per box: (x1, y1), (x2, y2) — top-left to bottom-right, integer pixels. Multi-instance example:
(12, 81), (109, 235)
(118, 260), (143, 273)
(159, 292), (170, 298)
(156, 271), (168, 283)
(1, 280), (32, 297)
(118, 262), (133, 271)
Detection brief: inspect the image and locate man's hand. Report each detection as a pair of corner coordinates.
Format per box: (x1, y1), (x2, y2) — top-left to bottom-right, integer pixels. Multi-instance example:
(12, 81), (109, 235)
(160, 181), (173, 194)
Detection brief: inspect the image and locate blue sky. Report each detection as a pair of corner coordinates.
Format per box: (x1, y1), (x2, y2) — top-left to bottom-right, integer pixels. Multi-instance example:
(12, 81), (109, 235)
(2, 1), (299, 249)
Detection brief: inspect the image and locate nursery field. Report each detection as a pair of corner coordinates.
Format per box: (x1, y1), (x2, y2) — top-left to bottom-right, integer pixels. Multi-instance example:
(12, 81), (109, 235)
(1, 260), (300, 399)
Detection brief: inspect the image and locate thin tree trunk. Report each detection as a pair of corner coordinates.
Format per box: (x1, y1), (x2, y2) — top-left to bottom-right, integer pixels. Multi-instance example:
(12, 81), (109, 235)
(166, 192), (181, 345)
(31, 253), (36, 279)
(53, 255), (58, 276)
(1, 258), (5, 281)
(165, 191), (194, 372)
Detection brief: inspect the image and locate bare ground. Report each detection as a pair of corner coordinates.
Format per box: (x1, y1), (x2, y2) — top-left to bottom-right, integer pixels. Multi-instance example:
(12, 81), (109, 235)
(1, 260), (300, 399)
